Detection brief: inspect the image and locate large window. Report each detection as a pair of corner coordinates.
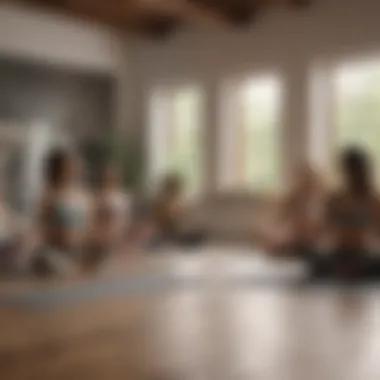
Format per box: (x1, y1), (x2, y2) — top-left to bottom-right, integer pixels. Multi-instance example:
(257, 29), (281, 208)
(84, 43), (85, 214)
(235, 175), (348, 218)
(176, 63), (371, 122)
(334, 60), (380, 163)
(148, 85), (203, 195)
(219, 75), (283, 192)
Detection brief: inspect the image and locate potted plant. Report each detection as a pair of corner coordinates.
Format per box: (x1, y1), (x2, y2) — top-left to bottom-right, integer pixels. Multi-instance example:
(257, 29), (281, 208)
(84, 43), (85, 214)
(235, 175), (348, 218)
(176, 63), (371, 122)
(81, 133), (144, 191)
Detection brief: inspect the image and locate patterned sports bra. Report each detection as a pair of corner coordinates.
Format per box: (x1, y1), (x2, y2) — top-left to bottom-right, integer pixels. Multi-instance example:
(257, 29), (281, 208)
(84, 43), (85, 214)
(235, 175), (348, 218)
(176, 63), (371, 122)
(50, 201), (87, 228)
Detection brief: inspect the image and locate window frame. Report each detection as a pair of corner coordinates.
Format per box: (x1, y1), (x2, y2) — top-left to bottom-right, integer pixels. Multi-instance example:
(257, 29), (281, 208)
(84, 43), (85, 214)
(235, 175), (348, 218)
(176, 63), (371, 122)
(309, 52), (380, 173)
(146, 81), (206, 197)
(308, 54), (380, 189)
(217, 71), (285, 195)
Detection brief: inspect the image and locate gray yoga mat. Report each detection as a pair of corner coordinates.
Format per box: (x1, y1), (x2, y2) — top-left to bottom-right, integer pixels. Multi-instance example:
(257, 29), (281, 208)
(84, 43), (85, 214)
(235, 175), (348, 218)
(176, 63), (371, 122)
(0, 274), (206, 309)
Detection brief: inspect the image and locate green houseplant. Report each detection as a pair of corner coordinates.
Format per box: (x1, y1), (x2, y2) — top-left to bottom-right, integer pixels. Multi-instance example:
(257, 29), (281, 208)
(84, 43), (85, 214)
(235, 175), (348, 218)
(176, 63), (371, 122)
(81, 133), (144, 191)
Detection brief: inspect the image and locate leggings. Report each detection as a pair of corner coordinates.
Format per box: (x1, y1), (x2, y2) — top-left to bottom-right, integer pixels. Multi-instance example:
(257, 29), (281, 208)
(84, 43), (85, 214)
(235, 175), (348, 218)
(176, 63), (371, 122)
(300, 247), (380, 281)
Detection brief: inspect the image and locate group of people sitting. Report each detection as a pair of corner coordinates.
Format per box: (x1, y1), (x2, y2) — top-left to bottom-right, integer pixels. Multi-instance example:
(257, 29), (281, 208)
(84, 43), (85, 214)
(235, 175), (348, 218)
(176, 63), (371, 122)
(0, 147), (202, 277)
(1, 143), (379, 282)
(254, 145), (380, 281)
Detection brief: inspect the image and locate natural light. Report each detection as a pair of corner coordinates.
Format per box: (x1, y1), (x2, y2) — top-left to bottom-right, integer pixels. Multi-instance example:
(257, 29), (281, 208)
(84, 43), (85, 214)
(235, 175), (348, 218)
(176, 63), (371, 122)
(237, 76), (282, 191)
(333, 59), (380, 180)
(148, 86), (203, 195)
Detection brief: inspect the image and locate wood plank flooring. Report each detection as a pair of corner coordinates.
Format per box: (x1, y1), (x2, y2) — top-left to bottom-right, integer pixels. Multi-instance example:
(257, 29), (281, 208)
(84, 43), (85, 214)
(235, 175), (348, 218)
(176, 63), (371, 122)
(0, 245), (380, 380)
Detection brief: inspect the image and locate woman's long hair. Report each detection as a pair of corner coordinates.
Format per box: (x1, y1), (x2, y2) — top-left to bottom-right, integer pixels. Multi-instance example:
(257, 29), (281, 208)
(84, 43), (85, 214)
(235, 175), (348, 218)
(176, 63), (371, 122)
(341, 146), (373, 196)
(44, 148), (70, 189)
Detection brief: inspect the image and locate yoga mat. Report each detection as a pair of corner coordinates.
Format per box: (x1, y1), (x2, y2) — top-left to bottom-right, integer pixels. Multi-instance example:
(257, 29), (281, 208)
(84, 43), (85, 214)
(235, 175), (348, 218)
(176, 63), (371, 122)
(0, 274), (206, 309)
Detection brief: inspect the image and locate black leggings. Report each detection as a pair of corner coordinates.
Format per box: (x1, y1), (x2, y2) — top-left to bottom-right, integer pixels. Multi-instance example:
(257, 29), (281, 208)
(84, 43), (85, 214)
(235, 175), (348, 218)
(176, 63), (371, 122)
(300, 247), (380, 281)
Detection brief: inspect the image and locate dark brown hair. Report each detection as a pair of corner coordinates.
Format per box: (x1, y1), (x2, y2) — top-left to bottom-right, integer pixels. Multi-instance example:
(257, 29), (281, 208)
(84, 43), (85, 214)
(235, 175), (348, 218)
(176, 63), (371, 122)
(44, 148), (71, 188)
(341, 146), (373, 196)
(160, 173), (183, 196)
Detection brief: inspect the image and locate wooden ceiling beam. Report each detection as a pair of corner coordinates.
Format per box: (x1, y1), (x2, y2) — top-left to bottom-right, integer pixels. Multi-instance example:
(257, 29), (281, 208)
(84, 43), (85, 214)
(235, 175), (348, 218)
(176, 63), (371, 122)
(13, 0), (131, 30)
(8, 0), (312, 38)
(131, 0), (230, 27)
(187, 0), (264, 26)
(266, 0), (312, 8)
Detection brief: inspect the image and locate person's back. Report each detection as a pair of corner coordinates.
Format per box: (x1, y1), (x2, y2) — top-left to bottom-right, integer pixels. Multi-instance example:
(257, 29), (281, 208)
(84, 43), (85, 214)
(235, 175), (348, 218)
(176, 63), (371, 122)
(152, 174), (184, 237)
(144, 173), (205, 250)
(153, 192), (183, 236)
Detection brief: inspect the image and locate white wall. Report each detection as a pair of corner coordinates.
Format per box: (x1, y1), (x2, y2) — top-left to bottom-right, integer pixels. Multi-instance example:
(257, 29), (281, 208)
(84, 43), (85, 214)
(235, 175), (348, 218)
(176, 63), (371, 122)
(0, 3), (136, 134)
(134, 0), (380, 238)
(0, 3), (136, 216)
(136, 0), (380, 82)
(0, 2), (125, 73)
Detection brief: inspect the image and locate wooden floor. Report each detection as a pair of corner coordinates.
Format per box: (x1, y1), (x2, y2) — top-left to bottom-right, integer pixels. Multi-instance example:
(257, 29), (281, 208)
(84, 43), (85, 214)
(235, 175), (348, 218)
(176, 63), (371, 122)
(1, 245), (380, 380)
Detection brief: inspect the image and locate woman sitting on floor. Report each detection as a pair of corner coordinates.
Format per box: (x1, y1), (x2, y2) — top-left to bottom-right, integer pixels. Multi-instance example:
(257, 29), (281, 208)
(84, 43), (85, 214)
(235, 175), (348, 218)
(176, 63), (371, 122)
(312, 146), (380, 280)
(253, 163), (325, 258)
(87, 162), (131, 267)
(146, 173), (205, 250)
(31, 148), (93, 276)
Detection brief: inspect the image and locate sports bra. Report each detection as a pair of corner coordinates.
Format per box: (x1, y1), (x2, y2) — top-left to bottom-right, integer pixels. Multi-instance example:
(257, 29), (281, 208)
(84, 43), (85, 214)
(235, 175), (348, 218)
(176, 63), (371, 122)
(50, 200), (87, 229)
